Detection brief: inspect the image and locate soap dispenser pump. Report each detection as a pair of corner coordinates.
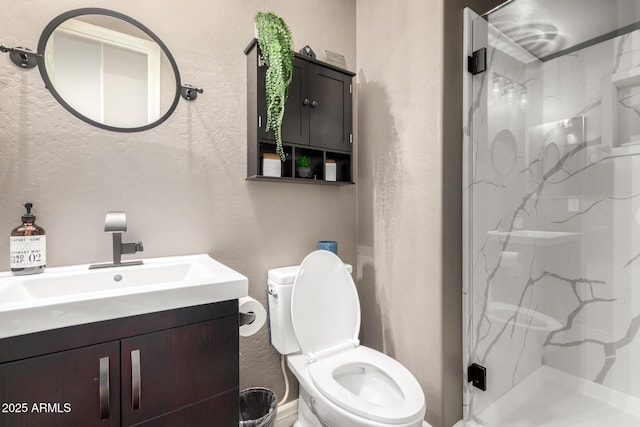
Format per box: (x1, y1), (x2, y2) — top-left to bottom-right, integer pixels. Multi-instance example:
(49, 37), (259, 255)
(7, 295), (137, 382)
(10, 202), (46, 275)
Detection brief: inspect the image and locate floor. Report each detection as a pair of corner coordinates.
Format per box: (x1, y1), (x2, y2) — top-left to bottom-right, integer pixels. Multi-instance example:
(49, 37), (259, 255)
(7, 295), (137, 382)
(474, 365), (640, 426)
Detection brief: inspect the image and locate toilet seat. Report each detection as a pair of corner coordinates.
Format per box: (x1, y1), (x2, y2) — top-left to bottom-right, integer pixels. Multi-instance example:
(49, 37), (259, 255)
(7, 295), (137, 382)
(308, 346), (425, 424)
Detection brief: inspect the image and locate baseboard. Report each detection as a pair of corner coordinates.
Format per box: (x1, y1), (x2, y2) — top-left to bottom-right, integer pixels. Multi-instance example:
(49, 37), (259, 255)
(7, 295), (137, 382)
(276, 399), (298, 427)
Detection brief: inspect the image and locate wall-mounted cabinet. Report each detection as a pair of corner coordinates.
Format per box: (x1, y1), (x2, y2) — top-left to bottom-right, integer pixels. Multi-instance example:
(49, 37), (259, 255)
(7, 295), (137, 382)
(245, 39), (355, 184)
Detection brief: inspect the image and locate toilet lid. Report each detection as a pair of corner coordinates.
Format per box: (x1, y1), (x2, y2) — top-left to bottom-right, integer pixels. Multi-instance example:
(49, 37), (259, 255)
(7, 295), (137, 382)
(291, 250), (360, 355)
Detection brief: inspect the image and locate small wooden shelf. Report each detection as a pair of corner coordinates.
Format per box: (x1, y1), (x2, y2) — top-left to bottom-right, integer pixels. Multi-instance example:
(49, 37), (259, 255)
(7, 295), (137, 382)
(247, 175), (354, 185)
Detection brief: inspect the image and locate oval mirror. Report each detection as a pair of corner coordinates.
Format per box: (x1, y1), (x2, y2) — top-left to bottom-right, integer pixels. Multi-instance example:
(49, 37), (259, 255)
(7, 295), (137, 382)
(37, 8), (181, 132)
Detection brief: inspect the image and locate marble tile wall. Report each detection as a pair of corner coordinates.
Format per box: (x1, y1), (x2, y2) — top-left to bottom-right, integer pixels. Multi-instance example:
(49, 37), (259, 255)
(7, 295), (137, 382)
(541, 30), (640, 400)
(465, 22), (640, 417)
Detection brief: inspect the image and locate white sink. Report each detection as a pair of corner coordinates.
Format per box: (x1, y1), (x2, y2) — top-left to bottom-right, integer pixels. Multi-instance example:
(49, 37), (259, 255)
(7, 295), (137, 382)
(0, 254), (248, 339)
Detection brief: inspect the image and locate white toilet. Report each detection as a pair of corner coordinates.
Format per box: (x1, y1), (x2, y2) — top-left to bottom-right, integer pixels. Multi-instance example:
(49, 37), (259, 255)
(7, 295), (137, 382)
(268, 250), (429, 427)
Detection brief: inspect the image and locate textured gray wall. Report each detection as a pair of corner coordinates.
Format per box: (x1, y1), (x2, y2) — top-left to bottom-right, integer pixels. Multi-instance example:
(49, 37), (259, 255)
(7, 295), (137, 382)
(357, 1), (446, 425)
(0, 0), (356, 404)
(357, 0), (504, 426)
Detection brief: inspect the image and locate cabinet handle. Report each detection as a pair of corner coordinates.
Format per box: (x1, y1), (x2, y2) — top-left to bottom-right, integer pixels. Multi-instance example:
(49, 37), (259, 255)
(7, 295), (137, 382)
(303, 98), (310, 106)
(99, 357), (110, 420)
(311, 100), (318, 108)
(131, 349), (141, 411)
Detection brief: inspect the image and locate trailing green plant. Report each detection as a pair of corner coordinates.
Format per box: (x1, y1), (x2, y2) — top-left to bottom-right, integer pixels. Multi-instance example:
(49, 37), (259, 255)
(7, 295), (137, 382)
(255, 12), (294, 162)
(295, 155), (311, 168)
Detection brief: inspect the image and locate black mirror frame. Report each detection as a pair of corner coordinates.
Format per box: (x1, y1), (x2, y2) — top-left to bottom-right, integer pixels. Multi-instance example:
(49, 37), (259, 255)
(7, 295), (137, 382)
(36, 7), (182, 133)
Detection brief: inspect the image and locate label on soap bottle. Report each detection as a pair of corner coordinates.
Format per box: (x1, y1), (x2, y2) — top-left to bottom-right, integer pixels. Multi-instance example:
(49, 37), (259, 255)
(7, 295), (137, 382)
(10, 235), (47, 268)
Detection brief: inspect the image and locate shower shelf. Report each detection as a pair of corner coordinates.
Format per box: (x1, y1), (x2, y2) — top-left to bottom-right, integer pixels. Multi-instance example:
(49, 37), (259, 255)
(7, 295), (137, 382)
(603, 66), (640, 153)
(611, 66), (640, 88)
(487, 230), (580, 246)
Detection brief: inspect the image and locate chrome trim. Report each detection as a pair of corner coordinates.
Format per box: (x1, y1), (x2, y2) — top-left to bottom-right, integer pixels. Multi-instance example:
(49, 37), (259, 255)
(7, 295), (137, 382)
(99, 357), (110, 419)
(131, 350), (141, 410)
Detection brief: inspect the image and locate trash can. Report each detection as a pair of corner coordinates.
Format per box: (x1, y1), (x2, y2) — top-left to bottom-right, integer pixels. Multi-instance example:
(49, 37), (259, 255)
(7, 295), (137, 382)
(239, 387), (277, 427)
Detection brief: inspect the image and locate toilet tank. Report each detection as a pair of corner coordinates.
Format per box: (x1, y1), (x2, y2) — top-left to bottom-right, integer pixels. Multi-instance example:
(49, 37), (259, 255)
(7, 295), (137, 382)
(267, 263), (353, 356)
(268, 266), (301, 355)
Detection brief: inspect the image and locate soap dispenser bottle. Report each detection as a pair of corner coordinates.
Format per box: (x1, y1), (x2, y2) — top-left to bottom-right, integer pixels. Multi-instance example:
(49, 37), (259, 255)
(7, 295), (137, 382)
(10, 203), (46, 275)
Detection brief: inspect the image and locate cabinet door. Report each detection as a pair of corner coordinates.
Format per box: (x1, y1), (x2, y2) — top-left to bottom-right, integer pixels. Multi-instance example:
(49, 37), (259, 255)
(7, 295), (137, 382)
(258, 57), (309, 146)
(128, 388), (238, 427)
(0, 341), (120, 427)
(309, 64), (352, 151)
(120, 316), (238, 426)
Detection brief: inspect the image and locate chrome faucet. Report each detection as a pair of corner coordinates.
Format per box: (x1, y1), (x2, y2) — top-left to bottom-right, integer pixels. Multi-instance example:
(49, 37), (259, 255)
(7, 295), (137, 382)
(89, 212), (143, 269)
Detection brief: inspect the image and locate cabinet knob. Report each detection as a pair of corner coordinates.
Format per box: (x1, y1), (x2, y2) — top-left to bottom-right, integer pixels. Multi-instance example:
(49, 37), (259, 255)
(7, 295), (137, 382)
(303, 98), (310, 106)
(311, 100), (318, 108)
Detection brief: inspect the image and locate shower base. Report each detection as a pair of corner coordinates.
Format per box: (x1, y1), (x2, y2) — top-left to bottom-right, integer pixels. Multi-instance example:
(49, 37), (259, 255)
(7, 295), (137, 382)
(459, 365), (640, 427)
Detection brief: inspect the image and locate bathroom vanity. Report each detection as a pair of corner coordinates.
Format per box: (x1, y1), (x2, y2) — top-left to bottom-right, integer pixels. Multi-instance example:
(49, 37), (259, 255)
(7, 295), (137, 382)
(0, 302), (238, 426)
(0, 255), (248, 427)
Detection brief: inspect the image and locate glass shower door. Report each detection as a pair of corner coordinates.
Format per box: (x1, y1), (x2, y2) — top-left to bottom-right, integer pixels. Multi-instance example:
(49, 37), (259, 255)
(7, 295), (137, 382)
(464, 1), (640, 426)
(464, 10), (548, 422)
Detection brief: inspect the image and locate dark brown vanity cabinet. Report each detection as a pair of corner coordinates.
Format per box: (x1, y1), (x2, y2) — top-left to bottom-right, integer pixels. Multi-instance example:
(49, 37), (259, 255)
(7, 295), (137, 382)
(245, 39), (355, 184)
(0, 301), (239, 427)
(120, 316), (238, 426)
(0, 341), (121, 427)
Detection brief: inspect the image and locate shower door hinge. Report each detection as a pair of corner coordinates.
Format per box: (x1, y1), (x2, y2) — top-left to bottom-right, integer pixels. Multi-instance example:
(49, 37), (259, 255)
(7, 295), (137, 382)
(468, 48), (487, 75)
(468, 363), (487, 391)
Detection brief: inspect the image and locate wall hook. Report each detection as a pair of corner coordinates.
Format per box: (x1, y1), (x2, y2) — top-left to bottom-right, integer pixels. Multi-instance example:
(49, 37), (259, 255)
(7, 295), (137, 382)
(181, 84), (204, 101)
(0, 45), (40, 69)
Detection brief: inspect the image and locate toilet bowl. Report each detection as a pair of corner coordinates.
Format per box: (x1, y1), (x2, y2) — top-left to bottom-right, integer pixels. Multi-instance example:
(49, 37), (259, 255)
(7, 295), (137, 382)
(268, 250), (429, 427)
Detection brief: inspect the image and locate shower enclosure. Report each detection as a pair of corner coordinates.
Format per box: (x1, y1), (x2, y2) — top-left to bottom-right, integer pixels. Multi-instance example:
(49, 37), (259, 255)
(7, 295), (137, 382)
(463, 0), (640, 425)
